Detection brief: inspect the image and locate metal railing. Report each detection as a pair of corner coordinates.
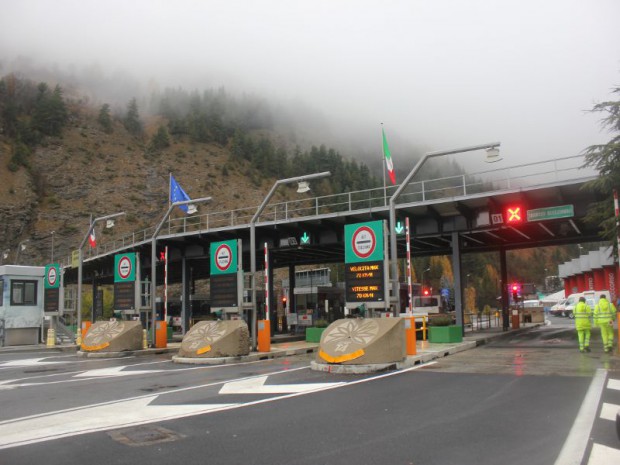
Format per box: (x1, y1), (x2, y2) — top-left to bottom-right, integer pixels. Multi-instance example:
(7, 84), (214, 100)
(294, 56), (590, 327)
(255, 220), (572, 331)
(68, 154), (594, 266)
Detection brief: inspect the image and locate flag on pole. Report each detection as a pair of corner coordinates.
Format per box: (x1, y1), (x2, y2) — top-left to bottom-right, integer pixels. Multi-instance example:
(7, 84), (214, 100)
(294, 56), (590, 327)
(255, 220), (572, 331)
(170, 174), (193, 213)
(88, 228), (96, 248)
(382, 127), (396, 185)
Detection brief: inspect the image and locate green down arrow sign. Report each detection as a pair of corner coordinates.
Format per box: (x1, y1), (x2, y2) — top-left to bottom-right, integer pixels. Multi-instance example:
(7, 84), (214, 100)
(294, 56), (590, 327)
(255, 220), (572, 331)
(394, 221), (405, 235)
(300, 232), (311, 244)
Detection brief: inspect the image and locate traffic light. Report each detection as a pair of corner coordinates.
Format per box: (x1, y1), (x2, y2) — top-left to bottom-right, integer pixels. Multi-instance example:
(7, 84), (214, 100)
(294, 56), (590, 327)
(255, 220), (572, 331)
(281, 296), (287, 307)
(511, 282), (520, 301)
(505, 205), (523, 224)
(422, 288), (430, 296)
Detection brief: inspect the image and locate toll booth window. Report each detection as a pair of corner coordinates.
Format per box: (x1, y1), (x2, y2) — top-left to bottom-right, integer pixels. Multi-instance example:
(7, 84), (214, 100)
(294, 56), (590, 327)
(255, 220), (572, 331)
(0, 279), (3, 306)
(413, 297), (439, 307)
(10, 280), (37, 306)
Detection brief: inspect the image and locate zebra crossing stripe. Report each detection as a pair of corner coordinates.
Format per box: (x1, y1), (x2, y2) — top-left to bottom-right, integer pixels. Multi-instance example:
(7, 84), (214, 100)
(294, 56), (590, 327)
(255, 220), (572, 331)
(599, 402), (619, 422)
(588, 443), (620, 465)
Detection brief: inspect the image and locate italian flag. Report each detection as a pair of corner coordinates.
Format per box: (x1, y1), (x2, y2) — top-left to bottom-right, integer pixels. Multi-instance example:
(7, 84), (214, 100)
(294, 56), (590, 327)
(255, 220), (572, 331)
(88, 228), (96, 248)
(382, 127), (396, 185)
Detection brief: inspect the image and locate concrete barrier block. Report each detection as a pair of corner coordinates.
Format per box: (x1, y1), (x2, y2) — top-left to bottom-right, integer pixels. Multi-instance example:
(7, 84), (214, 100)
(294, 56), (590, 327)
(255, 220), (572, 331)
(178, 320), (250, 358)
(316, 318), (406, 365)
(81, 320), (143, 352)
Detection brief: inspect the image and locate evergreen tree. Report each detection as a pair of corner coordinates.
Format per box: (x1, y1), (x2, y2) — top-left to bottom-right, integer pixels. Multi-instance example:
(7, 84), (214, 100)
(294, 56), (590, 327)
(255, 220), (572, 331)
(583, 85), (620, 253)
(31, 83), (67, 137)
(150, 125), (171, 150)
(123, 98), (142, 136)
(98, 103), (113, 133)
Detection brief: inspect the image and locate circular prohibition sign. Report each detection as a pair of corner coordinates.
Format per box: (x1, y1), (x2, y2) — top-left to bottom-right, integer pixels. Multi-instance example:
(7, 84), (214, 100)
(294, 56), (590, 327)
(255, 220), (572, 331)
(351, 226), (376, 259)
(47, 267), (58, 287)
(214, 243), (233, 272)
(118, 256), (133, 280)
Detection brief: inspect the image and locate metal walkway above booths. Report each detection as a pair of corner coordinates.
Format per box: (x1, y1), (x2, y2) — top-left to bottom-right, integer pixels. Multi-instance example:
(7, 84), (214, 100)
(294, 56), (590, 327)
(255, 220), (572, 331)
(63, 155), (603, 288)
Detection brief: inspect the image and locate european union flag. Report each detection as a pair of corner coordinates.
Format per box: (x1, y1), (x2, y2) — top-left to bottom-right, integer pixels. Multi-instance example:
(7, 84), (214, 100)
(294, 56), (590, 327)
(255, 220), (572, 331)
(170, 174), (191, 213)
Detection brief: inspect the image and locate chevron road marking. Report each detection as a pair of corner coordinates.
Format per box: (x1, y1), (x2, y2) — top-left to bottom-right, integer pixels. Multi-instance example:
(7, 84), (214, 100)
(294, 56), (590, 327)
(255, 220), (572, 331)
(219, 375), (343, 394)
(74, 366), (165, 378)
(0, 361), (436, 450)
(0, 357), (63, 368)
(0, 396), (236, 450)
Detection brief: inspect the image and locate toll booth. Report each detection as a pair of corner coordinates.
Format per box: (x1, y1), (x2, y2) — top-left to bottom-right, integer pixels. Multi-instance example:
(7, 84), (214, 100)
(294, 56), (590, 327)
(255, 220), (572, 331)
(0, 265), (45, 346)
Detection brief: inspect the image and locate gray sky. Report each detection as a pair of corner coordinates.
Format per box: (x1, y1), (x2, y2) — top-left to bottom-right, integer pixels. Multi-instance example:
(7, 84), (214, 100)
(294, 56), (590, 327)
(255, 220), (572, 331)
(2, 0), (619, 171)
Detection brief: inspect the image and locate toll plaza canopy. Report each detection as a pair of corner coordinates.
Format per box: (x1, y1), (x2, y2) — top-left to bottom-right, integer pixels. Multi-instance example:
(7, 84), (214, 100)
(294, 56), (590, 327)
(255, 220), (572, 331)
(63, 154), (605, 286)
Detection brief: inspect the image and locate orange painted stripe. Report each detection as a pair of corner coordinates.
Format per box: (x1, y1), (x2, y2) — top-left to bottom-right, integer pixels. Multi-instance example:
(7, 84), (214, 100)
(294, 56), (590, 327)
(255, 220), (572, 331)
(196, 345), (212, 355)
(81, 342), (110, 351)
(319, 349), (365, 364)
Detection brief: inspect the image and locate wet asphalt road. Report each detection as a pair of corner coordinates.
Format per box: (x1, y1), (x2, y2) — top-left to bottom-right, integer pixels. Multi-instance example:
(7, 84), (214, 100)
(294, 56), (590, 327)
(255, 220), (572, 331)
(0, 317), (618, 465)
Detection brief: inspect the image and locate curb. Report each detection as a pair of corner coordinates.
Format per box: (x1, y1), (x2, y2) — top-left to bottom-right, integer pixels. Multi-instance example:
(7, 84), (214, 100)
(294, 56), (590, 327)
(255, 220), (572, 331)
(172, 345), (319, 365)
(0, 344), (78, 354)
(311, 341), (478, 374)
(77, 347), (179, 358)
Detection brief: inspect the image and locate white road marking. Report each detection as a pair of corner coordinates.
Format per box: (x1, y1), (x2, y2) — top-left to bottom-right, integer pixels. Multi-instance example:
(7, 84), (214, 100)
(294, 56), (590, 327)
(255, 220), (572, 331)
(0, 359), (437, 450)
(0, 357), (63, 367)
(587, 443), (620, 465)
(599, 402), (620, 422)
(74, 366), (165, 378)
(607, 379), (620, 391)
(0, 395), (236, 450)
(219, 375), (343, 394)
(554, 368), (608, 465)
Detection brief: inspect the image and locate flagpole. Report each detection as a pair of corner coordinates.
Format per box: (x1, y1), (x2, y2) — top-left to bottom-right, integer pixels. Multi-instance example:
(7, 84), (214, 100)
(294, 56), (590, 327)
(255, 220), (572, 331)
(381, 123), (387, 206)
(168, 173), (172, 235)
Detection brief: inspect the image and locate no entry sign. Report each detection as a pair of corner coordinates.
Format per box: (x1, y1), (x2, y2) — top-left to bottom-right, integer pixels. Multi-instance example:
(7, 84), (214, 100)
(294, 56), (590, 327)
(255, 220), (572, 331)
(210, 240), (237, 275)
(215, 243), (233, 272)
(345, 221), (384, 263)
(45, 264), (60, 289)
(114, 253), (136, 282)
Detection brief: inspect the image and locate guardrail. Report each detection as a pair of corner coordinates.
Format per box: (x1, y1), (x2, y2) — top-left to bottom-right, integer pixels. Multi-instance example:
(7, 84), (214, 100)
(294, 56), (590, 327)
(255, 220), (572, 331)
(70, 154), (594, 266)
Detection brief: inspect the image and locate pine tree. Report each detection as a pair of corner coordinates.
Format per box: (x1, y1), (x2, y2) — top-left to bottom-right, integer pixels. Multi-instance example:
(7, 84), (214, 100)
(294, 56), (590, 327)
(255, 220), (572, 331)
(583, 85), (620, 253)
(123, 98), (142, 136)
(98, 103), (113, 133)
(150, 125), (170, 150)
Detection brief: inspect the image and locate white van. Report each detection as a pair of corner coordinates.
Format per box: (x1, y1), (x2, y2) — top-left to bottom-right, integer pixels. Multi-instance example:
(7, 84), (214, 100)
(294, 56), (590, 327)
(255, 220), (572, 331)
(563, 290), (609, 319)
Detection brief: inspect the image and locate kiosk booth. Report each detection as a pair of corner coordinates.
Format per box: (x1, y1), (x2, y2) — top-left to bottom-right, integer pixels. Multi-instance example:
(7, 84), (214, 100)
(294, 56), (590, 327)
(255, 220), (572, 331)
(0, 265), (45, 346)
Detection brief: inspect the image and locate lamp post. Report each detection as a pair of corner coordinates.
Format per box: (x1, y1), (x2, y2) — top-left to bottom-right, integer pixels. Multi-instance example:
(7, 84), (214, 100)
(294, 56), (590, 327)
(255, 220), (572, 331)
(422, 267), (431, 292)
(77, 212), (125, 335)
(0, 249), (9, 265)
(15, 240), (29, 265)
(389, 142), (501, 315)
(151, 197), (211, 346)
(250, 171), (331, 350)
(51, 231), (55, 263)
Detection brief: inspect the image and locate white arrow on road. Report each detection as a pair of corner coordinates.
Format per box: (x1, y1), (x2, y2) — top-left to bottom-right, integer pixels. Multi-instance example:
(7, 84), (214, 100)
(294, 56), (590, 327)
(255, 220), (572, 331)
(0, 357), (63, 367)
(74, 366), (165, 378)
(219, 375), (343, 395)
(0, 396), (236, 450)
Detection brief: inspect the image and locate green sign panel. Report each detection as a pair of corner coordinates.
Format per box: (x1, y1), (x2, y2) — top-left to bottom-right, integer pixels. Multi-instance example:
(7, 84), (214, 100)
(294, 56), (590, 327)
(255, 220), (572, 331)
(44, 264), (60, 289)
(527, 205), (574, 222)
(210, 240), (237, 275)
(345, 220), (384, 264)
(114, 253), (136, 282)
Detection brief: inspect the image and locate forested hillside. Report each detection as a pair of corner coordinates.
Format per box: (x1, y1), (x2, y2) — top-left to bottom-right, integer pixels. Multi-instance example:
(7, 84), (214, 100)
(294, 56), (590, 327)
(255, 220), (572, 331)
(0, 72), (588, 312)
(0, 73), (380, 266)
